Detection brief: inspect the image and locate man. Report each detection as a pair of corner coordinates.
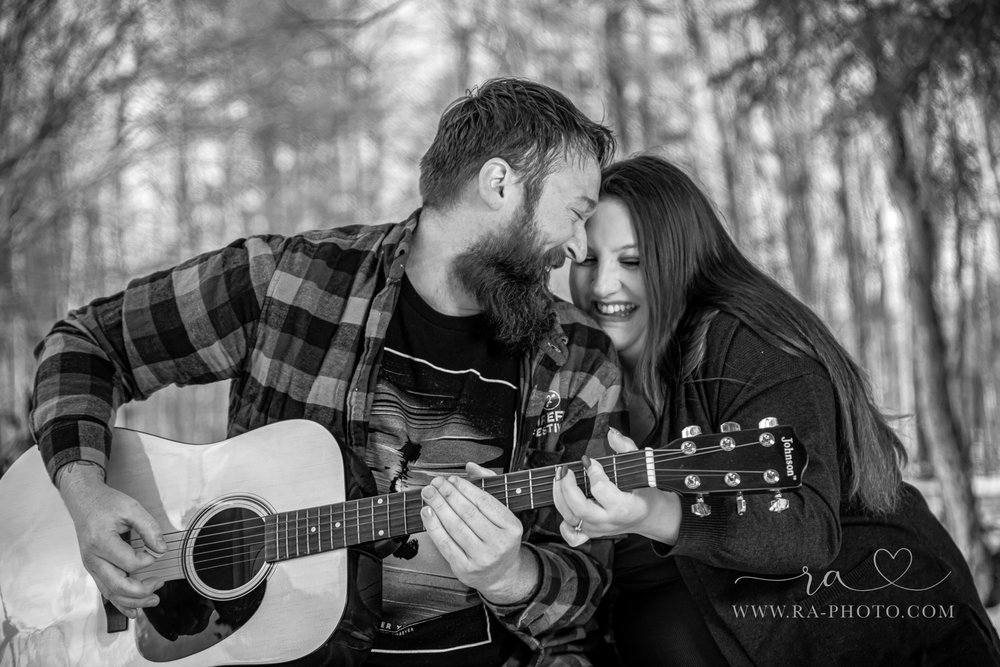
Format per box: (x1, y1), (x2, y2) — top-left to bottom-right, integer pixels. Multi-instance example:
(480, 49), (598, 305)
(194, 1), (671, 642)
(30, 78), (622, 665)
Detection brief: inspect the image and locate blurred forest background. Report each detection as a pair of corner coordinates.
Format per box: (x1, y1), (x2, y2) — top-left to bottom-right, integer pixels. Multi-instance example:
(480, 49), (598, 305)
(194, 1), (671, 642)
(2, 0), (1000, 614)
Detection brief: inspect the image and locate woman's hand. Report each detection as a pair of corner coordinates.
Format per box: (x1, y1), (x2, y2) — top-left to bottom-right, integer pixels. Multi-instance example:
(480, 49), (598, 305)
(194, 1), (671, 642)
(552, 428), (682, 547)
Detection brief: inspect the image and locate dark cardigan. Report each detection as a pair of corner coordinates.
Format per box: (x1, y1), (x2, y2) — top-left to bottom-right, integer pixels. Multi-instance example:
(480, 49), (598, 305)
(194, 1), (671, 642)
(614, 313), (1000, 666)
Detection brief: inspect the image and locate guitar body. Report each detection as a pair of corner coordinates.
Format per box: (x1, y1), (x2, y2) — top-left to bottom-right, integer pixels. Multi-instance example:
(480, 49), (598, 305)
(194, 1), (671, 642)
(0, 420), (348, 666)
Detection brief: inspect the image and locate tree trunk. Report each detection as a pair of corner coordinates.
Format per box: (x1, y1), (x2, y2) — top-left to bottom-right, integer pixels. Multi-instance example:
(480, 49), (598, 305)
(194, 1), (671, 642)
(603, 1), (631, 154)
(770, 93), (816, 305)
(887, 108), (991, 596)
(681, 0), (744, 239)
(835, 133), (869, 361)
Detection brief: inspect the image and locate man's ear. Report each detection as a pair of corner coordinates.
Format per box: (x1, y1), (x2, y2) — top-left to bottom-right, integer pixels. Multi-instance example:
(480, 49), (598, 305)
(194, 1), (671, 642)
(477, 158), (513, 210)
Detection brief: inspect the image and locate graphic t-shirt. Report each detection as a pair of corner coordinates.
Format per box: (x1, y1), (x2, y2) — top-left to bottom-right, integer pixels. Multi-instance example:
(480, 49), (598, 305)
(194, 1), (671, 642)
(366, 273), (521, 666)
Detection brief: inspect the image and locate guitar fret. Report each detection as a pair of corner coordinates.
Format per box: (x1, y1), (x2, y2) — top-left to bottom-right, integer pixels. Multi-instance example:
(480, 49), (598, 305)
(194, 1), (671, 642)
(612, 456), (618, 486)
(374, 496), (385, 540)
(324, 505), (332, 552)
(307, 507), (321, 553)
(528, 469), (534, 510)
(275, 513), (282, 561)
(306, 508), (312, 555)
(402, 493), (408, 534)
(355, 501), (361, 546)
(339, 503), (346, 549)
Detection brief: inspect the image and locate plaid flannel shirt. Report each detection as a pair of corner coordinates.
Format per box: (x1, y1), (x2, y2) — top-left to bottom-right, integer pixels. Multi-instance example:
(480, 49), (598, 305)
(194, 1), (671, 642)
(30, 211), (623, 663)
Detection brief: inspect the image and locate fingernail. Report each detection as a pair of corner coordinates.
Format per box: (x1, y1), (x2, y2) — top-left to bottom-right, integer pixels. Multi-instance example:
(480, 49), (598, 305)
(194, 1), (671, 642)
(555, 465), (565, 481)
(581, 455), (592, 470)
(421, 506), (434, 519)
(609, 427), (621, 437)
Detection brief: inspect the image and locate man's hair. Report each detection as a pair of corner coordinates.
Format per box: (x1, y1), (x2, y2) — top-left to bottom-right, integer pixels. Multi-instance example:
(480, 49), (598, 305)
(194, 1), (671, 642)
(419, 78), (616, 210)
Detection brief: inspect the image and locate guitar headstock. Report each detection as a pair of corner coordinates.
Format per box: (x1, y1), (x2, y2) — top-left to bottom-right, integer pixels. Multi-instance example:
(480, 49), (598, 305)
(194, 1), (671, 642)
(651, 418), (807, 512)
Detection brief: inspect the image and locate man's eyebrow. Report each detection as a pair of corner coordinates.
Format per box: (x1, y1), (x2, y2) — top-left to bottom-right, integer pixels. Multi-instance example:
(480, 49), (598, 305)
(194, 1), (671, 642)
(574, 196), (597, 212)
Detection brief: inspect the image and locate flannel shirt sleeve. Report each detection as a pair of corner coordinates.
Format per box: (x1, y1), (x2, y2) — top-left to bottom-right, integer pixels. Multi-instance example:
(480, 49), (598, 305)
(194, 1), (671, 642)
(484, 366), (624, 660)
(30, 236), (284, 482)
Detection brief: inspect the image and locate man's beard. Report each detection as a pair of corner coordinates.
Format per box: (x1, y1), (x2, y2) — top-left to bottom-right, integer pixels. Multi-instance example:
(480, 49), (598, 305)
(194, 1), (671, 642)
(453, 204), (563, 353)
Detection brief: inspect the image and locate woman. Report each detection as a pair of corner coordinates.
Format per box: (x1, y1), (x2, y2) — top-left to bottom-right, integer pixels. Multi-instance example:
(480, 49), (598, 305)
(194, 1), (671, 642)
(553, 154), (1000, 666)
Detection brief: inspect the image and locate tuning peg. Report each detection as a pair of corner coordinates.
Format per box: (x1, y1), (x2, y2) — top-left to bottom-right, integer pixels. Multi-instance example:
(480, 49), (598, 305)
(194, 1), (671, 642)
(691, 494), (711, 517)
(769, 491), (790, 513)
(736, 492), (747, 517)
(758, 417), (778, 428)
(720, 421), (741, 432)
(681, 425), (702, 438)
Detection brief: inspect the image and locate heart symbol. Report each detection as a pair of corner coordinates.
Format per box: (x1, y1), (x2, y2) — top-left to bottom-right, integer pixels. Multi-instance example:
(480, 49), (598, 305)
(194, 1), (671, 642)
(873, 547), (913, 586)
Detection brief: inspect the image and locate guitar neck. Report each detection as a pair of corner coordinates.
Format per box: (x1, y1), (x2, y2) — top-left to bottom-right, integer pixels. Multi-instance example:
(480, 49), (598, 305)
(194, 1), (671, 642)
(263, 450), (651, 562)
(262, 423), (804, 563)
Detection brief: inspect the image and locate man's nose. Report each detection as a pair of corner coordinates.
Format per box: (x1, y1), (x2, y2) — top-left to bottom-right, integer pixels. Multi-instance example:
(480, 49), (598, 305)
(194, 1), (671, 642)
(563, 226), (587, 264)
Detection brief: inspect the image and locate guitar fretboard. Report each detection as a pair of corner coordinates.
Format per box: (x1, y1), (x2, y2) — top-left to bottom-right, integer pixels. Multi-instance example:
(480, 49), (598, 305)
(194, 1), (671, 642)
(262, 450), (651, 562)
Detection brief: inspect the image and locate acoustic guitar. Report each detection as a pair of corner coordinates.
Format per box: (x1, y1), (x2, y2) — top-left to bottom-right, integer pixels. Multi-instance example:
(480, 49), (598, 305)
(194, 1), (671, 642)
(0, 418), (805, 666)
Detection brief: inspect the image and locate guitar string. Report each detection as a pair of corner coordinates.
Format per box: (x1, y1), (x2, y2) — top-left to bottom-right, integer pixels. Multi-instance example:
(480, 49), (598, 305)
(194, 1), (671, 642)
(141, 446), (770, 560)
(146, 467), (769, 562)
(134, 467), (780, 580)
(166, 464), (783, 561)
(133, 441), (795, 578)
(134, 441), (795, 574)
(142, 439), (785, 543)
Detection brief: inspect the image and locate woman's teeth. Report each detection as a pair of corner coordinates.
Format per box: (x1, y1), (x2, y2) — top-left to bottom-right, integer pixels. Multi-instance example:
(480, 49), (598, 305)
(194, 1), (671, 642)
(595, 302), (636, 316)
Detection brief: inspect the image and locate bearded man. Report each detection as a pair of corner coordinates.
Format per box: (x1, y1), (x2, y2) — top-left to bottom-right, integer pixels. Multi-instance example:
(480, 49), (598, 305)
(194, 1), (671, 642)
(31, 78), (623, 666)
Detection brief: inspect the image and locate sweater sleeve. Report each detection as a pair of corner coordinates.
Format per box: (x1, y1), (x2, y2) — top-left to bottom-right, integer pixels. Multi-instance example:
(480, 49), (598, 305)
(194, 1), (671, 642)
(669, 370), (842, 574)
(30, 236), (282, 482)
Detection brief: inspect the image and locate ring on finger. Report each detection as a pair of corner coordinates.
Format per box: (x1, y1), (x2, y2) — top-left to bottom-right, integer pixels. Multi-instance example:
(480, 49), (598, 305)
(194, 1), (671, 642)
(574, 518), (584, 533)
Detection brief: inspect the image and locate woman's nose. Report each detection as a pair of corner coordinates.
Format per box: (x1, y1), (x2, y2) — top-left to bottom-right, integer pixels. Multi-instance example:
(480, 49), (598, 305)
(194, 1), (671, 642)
(591, 263), (620, 298)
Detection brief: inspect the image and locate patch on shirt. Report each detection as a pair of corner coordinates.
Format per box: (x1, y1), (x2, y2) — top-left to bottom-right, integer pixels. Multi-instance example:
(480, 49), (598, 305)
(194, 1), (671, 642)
(533, 389), (565, 438)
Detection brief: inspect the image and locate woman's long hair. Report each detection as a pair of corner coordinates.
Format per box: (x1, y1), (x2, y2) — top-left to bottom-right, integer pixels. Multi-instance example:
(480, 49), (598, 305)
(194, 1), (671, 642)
(601, 154), (905, 514)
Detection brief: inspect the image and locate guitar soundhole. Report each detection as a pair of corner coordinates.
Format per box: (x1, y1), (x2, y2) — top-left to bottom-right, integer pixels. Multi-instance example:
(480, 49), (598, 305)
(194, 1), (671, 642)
(183, 495), (273, 601)
(135, 496), (273, 662)
(191, 507), (266, 593)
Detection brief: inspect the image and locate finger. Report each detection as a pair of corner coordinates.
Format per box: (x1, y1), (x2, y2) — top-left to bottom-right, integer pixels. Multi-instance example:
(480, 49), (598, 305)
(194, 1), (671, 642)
(448, 476), (518, 529)
(558, 519), (590, 547)
(90, 559), (163, 611)
(420, 504), (470, 566)
(100, 531), (158, 574)
(551, 467), (575, 521)
(465, 461), (497, 480)
(555, 464), (594, 518)
(583, 457), (626, 508)
(124, 502), (167, 556)
(608, 427), (638, 453)
(421, 479), (487, 545)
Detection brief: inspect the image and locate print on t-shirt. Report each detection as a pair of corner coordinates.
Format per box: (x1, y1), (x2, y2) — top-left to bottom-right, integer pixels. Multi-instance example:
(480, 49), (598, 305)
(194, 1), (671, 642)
(366, 347), (517, 652)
